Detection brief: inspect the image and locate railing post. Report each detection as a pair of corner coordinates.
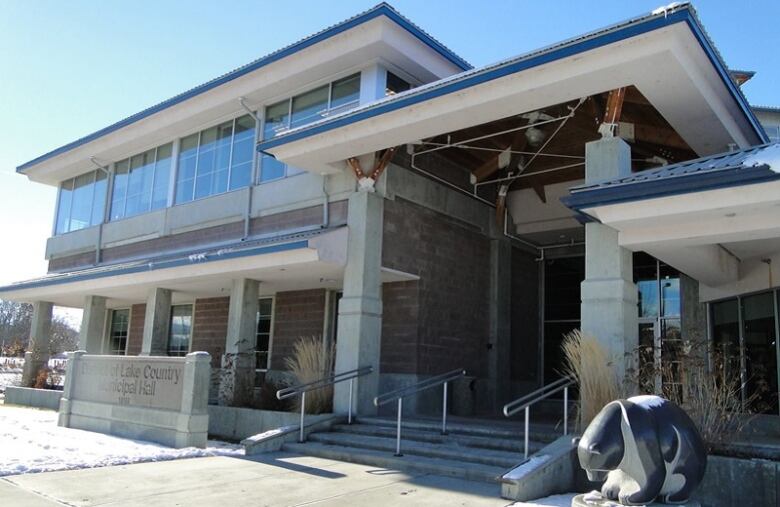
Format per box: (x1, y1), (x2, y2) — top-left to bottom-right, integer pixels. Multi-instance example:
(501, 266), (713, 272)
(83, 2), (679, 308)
(395, 398), (403, 457)
(441, 381), (448, 435)
(299, 391), (306, 443)
(348, 377), (354, 425)
(563, 386), (569, 436)
(524, 406), (530, 459)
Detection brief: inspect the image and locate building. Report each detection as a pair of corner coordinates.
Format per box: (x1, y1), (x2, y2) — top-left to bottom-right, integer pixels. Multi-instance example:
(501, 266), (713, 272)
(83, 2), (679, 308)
(2, 3), (778, 420)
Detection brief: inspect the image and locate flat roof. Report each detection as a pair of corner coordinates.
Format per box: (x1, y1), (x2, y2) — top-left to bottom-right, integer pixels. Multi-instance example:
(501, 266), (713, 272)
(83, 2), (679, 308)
(258, 3), (767, 153)
(16, 3), (471, 174)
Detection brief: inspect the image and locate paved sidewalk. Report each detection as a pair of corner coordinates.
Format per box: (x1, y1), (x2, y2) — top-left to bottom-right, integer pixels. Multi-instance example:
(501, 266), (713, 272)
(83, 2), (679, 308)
(1, 452), (514, 506)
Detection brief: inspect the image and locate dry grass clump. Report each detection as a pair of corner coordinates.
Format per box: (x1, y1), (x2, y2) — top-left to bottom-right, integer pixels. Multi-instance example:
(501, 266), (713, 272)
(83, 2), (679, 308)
(562, 329), (620, 429)
(284, 336), (335, 414)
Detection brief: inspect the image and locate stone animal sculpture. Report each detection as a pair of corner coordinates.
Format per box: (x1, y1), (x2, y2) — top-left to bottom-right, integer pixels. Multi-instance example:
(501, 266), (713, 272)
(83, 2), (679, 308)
(577, 395), (706, 505)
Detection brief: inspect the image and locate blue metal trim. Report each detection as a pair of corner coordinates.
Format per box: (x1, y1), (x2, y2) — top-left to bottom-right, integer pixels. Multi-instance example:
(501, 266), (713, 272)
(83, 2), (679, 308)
(0, 240), (310, 292)
(16, 3), (470, 173)
(562, 167), (780, 211)
(259, 7), (765, 151)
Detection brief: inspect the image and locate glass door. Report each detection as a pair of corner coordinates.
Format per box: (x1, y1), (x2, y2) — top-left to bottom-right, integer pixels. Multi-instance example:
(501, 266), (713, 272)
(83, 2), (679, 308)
(742, 293), (778, 413)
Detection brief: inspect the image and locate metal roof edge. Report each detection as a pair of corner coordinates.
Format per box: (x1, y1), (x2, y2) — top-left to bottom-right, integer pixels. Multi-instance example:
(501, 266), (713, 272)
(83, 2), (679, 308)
(16, 3), (471, 174)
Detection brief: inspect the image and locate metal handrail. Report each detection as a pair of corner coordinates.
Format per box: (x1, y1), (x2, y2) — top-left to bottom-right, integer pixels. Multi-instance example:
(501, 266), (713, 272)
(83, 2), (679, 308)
(502, 375), (575, 459)
(277, 365), (373, 443)
(373, 368), (466, 456)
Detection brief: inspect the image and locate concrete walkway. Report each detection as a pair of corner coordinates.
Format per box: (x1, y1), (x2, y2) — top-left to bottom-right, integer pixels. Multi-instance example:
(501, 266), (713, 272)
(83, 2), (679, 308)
(1, 452), (514, 506)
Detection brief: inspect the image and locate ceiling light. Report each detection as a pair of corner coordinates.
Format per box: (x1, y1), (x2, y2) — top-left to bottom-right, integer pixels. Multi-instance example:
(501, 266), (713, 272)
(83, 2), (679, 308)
(525, 126), (546, 147)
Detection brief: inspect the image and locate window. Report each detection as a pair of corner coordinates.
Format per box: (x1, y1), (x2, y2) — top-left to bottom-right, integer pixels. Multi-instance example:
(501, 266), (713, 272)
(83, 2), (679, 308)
(256, 298), (273, 370)
(55, 170), (107, 234)
(259, 74), (360, 182)
(108, 309), (129, 355)
(110, 143), (172, 221)
(385, 72), (411, 96)
(168, 305), (193, 356)
(174, 114), (256, 204)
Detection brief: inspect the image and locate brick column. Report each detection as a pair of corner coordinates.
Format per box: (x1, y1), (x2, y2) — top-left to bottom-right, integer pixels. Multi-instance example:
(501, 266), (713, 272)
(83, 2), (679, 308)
(220, 279), (259, 406)
(79, 295), (107, 353)
(21, 301), (53, 387)
(141, 288), (171, 356)
(580, 137), (638, 401)
(334, 190), (383, 415)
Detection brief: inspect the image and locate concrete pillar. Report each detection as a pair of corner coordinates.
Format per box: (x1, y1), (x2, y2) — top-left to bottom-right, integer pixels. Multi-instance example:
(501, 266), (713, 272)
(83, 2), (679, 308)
(487, 239), (512, 409)
(21, 301), (53, 387)
(79, 295), (106, 353)
(334, 190), (384, 415)
(141, 288), (172, 356)
(580, 137), (638, 398)
(219, 278), (259, 406)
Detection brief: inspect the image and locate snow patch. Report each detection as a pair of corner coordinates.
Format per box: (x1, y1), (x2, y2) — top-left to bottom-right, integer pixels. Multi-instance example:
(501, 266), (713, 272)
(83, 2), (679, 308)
(743, 143), (780, 173)
(0, 405), (242, 477)
(503, 454), (551, 481)
(188, 253), (207, 262)
(510, 493), (577, 506)
(651, 2), (683, 16)
(242, 425), (297, 443)
(628, 394), (666, 408)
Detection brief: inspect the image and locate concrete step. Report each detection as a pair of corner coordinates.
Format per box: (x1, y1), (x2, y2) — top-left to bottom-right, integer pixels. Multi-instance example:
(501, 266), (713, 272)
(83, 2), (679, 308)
(331, 423), (545, 454)
(355, 416), (564, 444)
(308, 431), (525, 468)
(282, 441), (507, 483)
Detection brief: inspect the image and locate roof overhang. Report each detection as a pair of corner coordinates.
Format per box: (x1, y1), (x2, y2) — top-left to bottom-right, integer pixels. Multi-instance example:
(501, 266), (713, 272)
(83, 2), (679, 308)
(18, 3), (469, 186)
(260, 6), (767, 174)
(0, 227), (417, 308)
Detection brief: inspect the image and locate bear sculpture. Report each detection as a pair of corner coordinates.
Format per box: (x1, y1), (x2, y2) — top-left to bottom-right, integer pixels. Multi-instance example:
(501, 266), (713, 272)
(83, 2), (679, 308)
(577, 395), (706, 505)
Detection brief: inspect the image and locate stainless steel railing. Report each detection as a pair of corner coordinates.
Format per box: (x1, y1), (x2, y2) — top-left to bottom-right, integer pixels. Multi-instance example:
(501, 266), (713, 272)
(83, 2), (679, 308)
(502, 375), (575, 459)
(373, 368), (466, 456)
(277, 365), (373, 443)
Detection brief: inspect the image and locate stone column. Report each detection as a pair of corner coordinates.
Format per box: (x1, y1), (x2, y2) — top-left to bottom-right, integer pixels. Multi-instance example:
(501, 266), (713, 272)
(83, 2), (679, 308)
(21, 301), (53, 387)
(580, 137), (638, 399)
(334, 190), (384, 415)
(487, 238), (512, 410)
(176, 351), (211, 448)
(141, 288), (172, 356)
(219, 278), (259, 406)
(79, 295), (107, 353)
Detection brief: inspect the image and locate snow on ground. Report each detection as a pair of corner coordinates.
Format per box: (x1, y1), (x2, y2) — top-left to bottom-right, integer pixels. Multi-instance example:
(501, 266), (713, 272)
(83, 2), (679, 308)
(510, 493), (577, 506)
(0, 404), (243, 477)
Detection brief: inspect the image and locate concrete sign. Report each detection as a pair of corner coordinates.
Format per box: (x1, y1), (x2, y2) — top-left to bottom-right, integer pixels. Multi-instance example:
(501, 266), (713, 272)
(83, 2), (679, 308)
(58, 351), (211, 448)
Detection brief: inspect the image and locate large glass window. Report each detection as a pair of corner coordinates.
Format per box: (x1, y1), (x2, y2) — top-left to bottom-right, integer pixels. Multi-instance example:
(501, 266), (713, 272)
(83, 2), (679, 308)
(543, 256), (584, 385)
(259, 74), (360, 182)
(168, 305), (193, 356)
(256, 298), (273, 371)
(108, 309), (129, 355)
(55, 170), (107, 234)
(110, 143), (172, 221)
(174, 114), (256, 204)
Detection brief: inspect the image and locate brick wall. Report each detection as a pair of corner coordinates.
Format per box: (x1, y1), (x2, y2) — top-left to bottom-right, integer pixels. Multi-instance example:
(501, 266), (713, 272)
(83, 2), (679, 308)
(126, 304), (146, 356)
(382, 197), (491, 377)
(381, 281), (420, 374)
(191, 297), (229, 360)
(269, 289), (327, 370)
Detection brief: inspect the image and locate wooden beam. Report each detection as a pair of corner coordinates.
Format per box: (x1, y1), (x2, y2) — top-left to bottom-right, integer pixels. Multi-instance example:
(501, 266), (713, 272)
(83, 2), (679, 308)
(532, 185), (547, 203)
(369, 147), (396, 181)
(472, 131), (527, 182)
(602, 87), (626, 126)
(347, 157), (364, 180)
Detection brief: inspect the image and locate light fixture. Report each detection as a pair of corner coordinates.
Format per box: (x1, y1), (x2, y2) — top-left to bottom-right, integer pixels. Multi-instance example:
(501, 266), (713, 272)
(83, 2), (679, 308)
(525, 126), (546, 147)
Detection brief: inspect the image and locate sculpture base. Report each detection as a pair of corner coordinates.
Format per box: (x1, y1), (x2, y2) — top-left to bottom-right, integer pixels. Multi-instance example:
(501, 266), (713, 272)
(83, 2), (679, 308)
(572, 492), (701, 507)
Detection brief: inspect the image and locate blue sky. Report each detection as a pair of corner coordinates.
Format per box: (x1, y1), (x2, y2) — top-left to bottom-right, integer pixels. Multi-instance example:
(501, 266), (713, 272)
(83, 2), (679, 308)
(0, 0), (778, 309)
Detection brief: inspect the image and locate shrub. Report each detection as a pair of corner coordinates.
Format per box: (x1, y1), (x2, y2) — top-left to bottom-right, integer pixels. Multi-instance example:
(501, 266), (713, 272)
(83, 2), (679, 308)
(284, 336), (335, 414)
(33, 368), (49, 389)
(561, 329), (620, 429)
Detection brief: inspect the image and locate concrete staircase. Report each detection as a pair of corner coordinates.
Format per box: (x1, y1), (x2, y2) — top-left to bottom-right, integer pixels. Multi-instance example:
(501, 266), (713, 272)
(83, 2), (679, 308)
(282, 416), (559, 483)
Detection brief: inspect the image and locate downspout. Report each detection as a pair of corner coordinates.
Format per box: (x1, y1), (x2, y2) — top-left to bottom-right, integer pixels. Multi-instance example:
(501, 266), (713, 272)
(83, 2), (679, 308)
(321, 174), (330, 228)
(239, 97), (260, 240)
(89, 157), (111, 266)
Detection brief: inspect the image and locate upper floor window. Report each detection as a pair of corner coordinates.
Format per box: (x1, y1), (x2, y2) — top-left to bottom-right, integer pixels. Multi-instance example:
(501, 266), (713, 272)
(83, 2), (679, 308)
(260, 74), (360, 182)
(110, 143), (172, 221)
(385, 72), (411, 96)
(175, 114), (256, 204)
(55, 169), (107, 234)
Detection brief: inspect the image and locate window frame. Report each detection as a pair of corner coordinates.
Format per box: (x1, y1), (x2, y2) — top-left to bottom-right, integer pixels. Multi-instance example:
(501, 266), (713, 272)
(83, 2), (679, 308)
(106, 308), (131, 356)
(110, 143), (174, 222)
(258, 73), (361, 183)
(255, 296), (275, 372)
(167, 304), (194, 357)
(54, 169), (108, 235)
(173, 114), (258, 205)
